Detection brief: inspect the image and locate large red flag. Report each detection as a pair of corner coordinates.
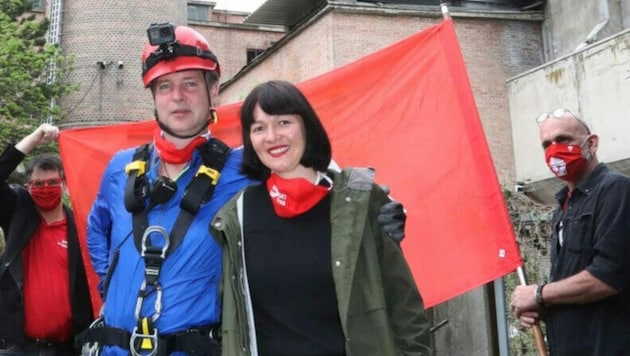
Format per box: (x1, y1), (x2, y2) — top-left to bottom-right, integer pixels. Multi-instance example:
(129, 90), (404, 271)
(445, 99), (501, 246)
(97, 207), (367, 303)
(59, 19), (521, 312)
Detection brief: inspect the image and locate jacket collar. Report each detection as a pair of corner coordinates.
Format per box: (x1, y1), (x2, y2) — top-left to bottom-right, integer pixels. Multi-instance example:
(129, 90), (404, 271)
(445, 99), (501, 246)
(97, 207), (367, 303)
(554, 163), (608, 204)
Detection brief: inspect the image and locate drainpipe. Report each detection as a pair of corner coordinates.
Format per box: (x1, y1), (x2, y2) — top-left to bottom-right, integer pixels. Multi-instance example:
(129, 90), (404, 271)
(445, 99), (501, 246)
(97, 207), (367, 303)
(574, 0), (610, 51)
(46, 0), (63, 123)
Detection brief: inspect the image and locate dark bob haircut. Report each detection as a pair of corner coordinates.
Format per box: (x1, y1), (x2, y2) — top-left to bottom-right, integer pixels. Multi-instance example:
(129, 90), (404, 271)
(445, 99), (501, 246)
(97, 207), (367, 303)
(240, 80), (331, 180)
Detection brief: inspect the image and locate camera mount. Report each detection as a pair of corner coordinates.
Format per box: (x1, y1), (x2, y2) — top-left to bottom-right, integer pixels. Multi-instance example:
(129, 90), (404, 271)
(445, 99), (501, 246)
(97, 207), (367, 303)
(147, 22), (176, 47)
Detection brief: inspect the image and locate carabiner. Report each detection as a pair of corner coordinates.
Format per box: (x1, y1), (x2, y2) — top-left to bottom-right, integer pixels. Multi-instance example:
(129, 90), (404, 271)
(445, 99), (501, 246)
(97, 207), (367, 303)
(81, 315), (105, 356)
(134, 280), (163, 322)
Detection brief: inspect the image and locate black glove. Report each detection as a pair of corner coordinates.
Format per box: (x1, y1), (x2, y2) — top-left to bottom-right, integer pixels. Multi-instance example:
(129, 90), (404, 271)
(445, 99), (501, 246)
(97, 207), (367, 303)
(377, 200), (406, 243)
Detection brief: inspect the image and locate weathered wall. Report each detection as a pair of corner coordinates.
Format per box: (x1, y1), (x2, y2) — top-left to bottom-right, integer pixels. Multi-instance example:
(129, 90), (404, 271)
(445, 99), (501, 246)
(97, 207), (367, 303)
(507, 28), (630, 202)
(544, 0), (629, 59)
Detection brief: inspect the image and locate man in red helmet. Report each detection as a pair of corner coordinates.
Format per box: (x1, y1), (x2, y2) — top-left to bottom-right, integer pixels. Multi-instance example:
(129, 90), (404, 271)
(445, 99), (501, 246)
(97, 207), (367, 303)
(80, 24), (254, 355)
(79, 23), (408, 355)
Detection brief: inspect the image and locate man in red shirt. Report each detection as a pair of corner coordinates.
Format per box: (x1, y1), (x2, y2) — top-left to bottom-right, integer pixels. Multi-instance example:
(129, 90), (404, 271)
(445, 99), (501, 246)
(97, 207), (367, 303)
(0, 123), (93, 355)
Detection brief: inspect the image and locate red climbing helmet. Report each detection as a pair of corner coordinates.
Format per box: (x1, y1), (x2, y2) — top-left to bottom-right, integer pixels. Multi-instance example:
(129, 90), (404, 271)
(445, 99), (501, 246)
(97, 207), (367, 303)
(141, 23), (220, 88)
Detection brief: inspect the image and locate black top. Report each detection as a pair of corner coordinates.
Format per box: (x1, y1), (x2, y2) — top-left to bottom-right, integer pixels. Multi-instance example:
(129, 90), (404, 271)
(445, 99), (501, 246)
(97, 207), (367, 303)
(243, 183), (345, 356)
(546, 163), (630, 356)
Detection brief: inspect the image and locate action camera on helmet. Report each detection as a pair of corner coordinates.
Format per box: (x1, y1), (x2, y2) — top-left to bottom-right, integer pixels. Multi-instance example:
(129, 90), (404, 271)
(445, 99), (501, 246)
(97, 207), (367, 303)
(147, 22), (176, 46)
(141, 24), (221, 87)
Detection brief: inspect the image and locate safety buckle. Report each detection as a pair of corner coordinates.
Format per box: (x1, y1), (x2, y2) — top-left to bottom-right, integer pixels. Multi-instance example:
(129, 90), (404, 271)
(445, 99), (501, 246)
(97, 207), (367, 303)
(130, 318), (160, 356)
(125, 160), (147, 176)
(141, 226), (170, 285)
(81, 315), (105, 356)
(196, 165), (221, 185)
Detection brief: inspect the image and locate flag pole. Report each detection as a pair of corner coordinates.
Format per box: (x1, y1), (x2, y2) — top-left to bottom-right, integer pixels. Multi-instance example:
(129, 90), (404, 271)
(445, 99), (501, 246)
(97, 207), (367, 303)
(441, 3), (544, 354)
(517, 266), (548, 356)
(441, 2), (451, 20)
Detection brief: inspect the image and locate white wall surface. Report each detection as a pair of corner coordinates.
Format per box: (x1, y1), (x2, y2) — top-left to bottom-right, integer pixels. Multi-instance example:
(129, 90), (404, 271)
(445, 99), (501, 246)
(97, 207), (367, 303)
(507, 28), (630, 186)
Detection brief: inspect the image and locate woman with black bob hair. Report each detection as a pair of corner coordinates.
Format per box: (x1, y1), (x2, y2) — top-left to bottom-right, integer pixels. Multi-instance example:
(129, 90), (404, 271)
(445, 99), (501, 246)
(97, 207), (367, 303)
(211, 80), (431, 356)
(239, 79), (331, 180)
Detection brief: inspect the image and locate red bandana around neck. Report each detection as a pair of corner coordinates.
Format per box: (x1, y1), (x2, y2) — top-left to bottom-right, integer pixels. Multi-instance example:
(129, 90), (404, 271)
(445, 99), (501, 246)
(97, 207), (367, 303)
(266, 173), (332, 218)
(153, 128), (207, 164)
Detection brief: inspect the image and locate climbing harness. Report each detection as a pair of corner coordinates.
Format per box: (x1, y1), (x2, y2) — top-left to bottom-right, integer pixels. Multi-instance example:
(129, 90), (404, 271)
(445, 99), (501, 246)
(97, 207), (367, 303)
(77, 139), (230, 356)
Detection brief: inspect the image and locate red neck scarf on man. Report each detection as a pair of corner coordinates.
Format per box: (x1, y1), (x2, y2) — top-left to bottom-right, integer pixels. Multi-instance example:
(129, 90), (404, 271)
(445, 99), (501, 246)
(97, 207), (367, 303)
(266, 173), (332, 218)
(153, 128), (207, 164)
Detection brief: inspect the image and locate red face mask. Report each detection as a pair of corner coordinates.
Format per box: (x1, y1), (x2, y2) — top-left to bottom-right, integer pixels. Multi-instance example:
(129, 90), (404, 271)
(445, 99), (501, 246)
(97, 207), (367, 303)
(266, 173), (331, 218)
(29, 185), (62, 211)
(544, 142), (589, 182)
(153, 128), (207, 164)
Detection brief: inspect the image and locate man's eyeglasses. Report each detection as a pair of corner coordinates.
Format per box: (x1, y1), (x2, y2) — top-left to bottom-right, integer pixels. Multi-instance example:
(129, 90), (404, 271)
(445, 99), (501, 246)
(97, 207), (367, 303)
(27, 178), (62, 187)
(536, 108), (591, 134)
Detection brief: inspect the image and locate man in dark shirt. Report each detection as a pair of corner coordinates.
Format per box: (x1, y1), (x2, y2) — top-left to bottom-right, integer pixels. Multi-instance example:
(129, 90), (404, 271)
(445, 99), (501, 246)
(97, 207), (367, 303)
(510, 109), (630, 355)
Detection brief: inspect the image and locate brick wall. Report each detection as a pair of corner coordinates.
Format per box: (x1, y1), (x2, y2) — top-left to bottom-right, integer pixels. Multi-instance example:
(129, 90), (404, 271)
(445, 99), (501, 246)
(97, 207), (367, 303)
(59, 0), (187, 127)
(193, 24), (285, 102)
(56, 0), (283, 128)
(54, 1), (542, 184)
(453, 18), (543, 183)
(221, 10), (543, 184)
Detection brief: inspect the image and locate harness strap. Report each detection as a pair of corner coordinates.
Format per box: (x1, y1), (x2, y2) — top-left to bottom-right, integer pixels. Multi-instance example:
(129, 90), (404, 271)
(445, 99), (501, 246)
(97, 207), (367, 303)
(143, 43), (218, 76)
(168, 138), (230, 254)
(101, 248), (119, 299)
(124, 144), (151, 212)
(125, 138), (230, 257)
(97, 138), (231, 353)
(164, 330), (221, 356)
(75, 325), (220, 356)
(74, 326), (130, 350)
(124, 144), (151, 250)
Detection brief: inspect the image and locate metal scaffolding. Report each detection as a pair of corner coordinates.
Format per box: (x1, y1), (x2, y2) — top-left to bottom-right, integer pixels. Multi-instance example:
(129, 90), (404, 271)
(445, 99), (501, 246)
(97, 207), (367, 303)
(47, 0), (62, 84)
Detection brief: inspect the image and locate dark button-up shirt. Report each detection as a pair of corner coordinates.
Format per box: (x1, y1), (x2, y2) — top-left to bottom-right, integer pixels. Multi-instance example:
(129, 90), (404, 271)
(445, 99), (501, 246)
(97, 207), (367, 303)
(545, 163), (630, 356)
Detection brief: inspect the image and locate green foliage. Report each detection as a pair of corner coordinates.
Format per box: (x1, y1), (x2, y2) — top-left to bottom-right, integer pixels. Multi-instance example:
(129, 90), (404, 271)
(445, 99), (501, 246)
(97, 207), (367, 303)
(0, 0), (33, 19)
(503, 188), (554, 355)
(0, 0), (75, 150)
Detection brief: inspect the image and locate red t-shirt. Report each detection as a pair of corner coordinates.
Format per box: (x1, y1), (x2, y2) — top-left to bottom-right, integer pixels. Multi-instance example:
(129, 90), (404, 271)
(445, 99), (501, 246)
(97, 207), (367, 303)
(21, 218), (73, 342)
